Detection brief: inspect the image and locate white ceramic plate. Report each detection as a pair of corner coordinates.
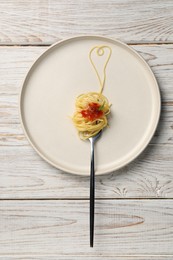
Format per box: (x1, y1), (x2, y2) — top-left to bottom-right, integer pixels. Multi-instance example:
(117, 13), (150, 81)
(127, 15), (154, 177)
(20, 36), (161, 175)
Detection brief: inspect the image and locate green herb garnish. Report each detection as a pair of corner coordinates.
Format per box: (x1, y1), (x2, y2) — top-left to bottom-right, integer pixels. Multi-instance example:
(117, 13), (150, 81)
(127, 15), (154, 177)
(98, 101), (105, 111)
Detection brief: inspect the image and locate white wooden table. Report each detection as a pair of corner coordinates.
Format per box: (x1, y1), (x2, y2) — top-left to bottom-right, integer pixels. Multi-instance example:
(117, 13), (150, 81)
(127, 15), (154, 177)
(0, 1), (173, 259)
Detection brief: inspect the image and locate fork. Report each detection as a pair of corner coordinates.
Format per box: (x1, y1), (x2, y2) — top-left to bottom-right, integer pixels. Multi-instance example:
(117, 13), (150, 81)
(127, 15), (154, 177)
(89, 130), (102, 247)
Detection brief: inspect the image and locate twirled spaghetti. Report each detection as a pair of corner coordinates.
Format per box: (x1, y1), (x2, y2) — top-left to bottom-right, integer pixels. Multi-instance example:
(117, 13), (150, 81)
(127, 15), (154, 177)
(72, 45), (112, 140)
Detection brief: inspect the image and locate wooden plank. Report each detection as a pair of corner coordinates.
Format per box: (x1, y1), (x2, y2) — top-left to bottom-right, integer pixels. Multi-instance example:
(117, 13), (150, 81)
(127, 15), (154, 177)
(133, 44), (173, 102)
(0, 44), (173, 100)
(0, 1), (173, 44)
(0, 144), (173, 199)
(0, 200), (173, 255)
(0, 47), (46, 95)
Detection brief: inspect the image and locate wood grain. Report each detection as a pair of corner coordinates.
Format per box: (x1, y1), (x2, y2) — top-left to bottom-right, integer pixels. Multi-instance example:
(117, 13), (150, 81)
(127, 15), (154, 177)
(0, 144), (173, 199)
(0, 200), (173, 255)
(0, 1), (173, 45)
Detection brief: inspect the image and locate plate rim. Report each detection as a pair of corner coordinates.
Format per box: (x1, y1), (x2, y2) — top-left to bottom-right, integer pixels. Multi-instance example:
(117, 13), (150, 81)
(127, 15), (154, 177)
(19, 35), (161, 176)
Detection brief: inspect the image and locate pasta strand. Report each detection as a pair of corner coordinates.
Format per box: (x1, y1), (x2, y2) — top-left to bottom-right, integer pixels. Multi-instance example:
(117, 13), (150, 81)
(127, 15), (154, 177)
(72, 45), (112, 140)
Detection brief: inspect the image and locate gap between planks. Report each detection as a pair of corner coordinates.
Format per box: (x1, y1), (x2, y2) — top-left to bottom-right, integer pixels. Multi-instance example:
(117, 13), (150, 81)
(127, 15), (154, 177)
(0, 42), (173, 47)
(1, 198), (173, 201)
(0, 254), (173, 260)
